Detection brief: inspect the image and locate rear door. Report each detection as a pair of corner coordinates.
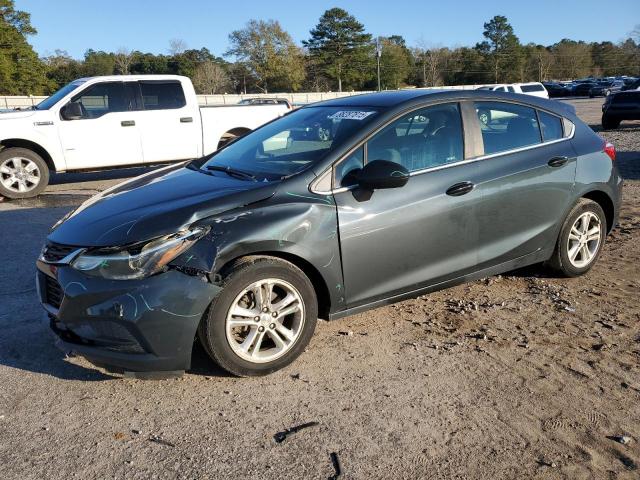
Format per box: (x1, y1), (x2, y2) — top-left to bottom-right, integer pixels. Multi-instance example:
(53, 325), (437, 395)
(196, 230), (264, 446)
(333, 103), (483, 308)
(133, 80), (200, 163)
(57, 81), (143, 169)
(470, 101), (577, 267)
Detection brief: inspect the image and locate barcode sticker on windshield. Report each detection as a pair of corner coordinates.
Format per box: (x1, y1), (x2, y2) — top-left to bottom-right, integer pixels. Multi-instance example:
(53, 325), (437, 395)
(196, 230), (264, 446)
(328, 111), (375, 121)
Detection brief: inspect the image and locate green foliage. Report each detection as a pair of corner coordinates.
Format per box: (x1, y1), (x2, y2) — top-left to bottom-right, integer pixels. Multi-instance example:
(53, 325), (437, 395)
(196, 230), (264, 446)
(226, 19), (305, 93)
(378, 36), (413, 89)
(304, 8), (373, 91)
(1, 4), (639, 96)
(0, 0), (49, 94)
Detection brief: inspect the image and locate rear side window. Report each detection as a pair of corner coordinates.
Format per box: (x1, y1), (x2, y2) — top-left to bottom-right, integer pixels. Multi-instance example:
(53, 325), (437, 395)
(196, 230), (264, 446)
(507, 86), (515, 92)
(538, 111), (563, 141)
(475, 102), (542, 155)
(139, 82), (186, 110)
(521, 84), (545, 92)
(366, 103), (464, 172)
(69, 82), (129, 119)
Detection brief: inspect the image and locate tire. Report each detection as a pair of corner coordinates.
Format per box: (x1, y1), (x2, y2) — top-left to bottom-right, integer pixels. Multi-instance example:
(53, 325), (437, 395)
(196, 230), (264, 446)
(0, 147), (50, 199)
(601, 115), (620, 130)
(198, 256), (318, 376)
(547, 199), (607, 277)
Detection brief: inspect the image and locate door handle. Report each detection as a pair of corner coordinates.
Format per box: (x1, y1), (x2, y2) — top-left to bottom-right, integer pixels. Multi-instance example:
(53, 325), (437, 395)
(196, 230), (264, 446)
(446, 181), (475, 197)
(548, 156), (569, 167)
(180, 117), (193, 123)
(121, 120), (135, 127)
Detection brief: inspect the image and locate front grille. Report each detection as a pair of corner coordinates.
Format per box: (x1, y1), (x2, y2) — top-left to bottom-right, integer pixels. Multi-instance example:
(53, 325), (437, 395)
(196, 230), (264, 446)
(44, 275), (63, 309)
(42, 242), (77, 263)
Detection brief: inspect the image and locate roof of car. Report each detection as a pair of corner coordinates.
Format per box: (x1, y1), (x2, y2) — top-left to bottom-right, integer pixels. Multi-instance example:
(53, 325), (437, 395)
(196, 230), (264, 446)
(306, 89), (574, 116)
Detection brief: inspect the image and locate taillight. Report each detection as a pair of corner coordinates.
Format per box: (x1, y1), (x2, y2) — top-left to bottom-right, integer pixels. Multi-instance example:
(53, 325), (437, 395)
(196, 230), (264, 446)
(603, 141), (616, 161)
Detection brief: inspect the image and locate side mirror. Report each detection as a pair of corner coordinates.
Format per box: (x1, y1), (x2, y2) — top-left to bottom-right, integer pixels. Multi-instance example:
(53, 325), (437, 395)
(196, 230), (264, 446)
(358, 160), (409, 190)
(60, 102), (84, 120)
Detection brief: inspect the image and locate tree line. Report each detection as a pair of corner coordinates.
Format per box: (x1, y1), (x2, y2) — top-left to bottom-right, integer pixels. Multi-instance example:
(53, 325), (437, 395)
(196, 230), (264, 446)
(1, 1), (639, 96)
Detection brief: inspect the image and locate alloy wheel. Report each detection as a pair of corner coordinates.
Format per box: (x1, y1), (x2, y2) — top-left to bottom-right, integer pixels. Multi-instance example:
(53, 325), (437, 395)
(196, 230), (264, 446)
(0, 157), (41, 193)
(225, 278), (305, 363)
(566, 211), (601, 268)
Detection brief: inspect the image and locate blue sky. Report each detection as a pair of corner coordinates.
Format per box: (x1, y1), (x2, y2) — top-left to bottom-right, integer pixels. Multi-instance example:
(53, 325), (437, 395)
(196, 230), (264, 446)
(16, 0), (640, 59)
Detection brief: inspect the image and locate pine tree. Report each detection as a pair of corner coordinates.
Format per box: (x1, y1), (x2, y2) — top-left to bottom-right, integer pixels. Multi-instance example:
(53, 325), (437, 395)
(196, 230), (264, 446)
(304, 8), (373, 92)
(0, 0), (49, 95)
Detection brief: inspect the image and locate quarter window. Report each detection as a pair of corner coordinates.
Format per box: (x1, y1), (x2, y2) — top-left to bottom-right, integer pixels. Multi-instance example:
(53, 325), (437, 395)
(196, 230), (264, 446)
(366, 103), (464, 172)
(139, 81), (186, 110)
(474, 102), (542, 155)
(68, 82), (129, 119)
(538, 110), (563, 141)
(334, 147), (364, 188)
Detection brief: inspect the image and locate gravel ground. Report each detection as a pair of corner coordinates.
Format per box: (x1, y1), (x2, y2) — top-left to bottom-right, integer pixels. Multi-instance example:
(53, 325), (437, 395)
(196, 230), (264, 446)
(0, 98), (638, 479)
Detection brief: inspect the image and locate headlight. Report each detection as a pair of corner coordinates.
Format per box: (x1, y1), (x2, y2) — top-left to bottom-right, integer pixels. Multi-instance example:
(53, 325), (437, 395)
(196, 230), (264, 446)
(71, 227), (208, 280)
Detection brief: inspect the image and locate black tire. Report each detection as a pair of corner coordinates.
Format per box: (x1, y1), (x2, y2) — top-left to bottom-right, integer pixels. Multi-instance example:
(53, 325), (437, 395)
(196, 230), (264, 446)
(547, 199), (607, 277)
(601, 115), (620, 130)
(198, 256), (318, 377)
(0, 147), (49, 199)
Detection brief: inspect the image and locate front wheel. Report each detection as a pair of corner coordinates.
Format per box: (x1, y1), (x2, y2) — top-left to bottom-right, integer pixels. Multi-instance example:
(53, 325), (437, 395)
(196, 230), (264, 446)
(0, 147), (50, 199)
(198, 256), (318, 376)
(547, 199), (606, 277)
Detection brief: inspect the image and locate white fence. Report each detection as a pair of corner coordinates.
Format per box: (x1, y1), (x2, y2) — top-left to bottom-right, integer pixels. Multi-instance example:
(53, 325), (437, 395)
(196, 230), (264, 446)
(1, 85), (485, 110)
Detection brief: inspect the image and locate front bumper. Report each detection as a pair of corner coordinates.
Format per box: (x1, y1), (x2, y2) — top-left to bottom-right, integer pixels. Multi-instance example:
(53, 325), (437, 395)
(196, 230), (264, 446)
(36, 260), (220, 375)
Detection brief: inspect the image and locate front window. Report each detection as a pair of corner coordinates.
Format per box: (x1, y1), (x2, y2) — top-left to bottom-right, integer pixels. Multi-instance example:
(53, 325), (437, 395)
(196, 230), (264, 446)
(35, 80), (87, 110)
(201, 106), (379, 179)
(366, 103), (464, 172)
(67, 82), (129, 119)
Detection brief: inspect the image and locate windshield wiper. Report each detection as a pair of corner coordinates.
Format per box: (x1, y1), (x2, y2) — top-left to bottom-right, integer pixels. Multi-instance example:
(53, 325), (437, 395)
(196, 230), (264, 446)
(205, 165), (257, 182)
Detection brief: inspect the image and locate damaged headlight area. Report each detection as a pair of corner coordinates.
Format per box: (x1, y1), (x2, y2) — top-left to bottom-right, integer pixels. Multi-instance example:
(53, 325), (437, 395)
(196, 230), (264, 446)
(71, 226), (209, 280)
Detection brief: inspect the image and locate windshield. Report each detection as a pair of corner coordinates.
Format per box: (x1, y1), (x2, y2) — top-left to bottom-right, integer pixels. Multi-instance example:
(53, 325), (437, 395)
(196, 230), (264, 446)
(35, 80), (86, 110)
(200, 106), (379, 179)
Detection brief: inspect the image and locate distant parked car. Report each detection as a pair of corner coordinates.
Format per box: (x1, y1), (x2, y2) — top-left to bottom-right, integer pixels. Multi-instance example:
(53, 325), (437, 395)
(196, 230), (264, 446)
(543, 82), (571, 98)
(589, 80), (624, 98)
(476, 82), (549, 99)
(238, 98), (293, 110)
(621, 78), (640, 91)
(602, 90), (640, 129)
(573, 81), (597, 96)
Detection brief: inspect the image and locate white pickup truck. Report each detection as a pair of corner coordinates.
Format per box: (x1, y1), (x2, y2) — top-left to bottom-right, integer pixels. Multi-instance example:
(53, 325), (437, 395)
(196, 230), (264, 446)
(0, 75), (289, 198)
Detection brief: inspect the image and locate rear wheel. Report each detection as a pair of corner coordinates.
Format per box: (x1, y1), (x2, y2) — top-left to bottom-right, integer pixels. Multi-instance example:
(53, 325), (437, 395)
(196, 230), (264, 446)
(548, 199), (606, 277)
(0, 147), (49, 199)
(601, 115), (620, 130)
(198, 256), (318, 376)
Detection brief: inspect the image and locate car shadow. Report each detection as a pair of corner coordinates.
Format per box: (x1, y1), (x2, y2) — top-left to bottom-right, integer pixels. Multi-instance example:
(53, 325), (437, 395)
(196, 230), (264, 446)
(0, 205), (119, 381)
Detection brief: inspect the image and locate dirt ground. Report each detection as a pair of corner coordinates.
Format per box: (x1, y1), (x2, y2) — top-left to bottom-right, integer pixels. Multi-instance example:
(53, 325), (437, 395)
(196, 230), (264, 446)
(0, 98), (638, 479)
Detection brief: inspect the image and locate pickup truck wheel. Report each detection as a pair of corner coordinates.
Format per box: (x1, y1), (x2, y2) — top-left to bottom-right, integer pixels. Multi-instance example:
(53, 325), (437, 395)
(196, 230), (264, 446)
(0, 148), (49, 199)
(198, 256), (318, 377)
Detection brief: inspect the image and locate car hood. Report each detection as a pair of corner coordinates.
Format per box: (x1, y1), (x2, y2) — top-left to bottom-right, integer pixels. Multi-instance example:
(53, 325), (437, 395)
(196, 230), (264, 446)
(48, 163), (279, 247)
(0, 110), (38, 120)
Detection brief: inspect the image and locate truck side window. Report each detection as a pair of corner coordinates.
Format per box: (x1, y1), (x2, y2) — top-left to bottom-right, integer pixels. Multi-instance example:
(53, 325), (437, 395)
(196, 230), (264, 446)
(139, 82), (186, 110)
(69, 82), (128, 119)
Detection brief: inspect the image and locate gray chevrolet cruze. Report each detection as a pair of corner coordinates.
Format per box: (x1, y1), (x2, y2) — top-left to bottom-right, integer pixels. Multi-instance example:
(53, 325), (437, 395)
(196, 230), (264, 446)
(37, 90), (622, 377)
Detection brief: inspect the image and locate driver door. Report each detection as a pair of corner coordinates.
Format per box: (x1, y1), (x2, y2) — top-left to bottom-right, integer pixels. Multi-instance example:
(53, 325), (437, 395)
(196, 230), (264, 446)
(57, 81), (143, 170)
(333, 103), (483, 308)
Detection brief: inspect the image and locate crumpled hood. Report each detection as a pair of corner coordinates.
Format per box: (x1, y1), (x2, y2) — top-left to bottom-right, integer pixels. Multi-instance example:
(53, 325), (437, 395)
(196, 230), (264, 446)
(48, 164), (279, 247)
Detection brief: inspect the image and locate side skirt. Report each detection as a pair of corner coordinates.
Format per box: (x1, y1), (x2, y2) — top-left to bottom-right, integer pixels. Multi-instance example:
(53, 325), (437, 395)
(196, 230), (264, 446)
(328, 248), (553, 321)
